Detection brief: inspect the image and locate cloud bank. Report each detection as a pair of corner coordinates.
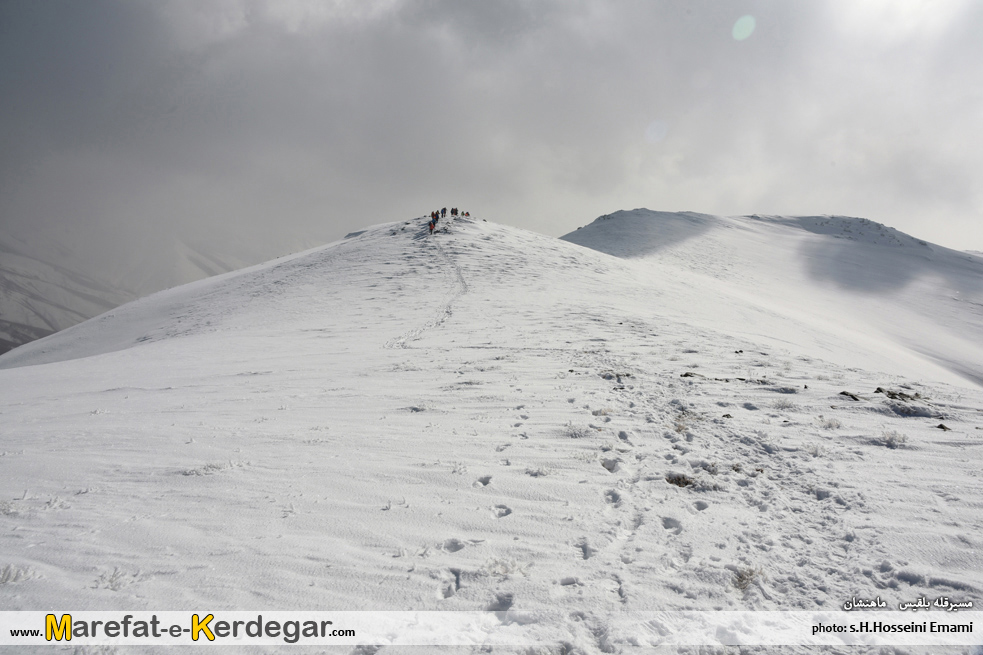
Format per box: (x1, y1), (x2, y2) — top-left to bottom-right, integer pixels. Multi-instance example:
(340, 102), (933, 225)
(1, 0), (981, 293)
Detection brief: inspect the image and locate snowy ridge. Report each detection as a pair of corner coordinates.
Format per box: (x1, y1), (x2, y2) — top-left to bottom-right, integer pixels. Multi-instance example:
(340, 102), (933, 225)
(562, 209), (983, 388)
(1, 214), (982, 653)
(0, 227), (320, 356)
(0, 235), (337, 370)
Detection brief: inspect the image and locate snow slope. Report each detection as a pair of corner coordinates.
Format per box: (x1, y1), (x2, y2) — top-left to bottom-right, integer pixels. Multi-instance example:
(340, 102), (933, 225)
(562, 210), (983, 389)
(1, 215), (982, 653)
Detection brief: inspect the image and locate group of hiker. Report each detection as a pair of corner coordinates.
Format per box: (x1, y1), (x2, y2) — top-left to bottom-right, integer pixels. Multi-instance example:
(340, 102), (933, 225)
(427, 207), (469, 235)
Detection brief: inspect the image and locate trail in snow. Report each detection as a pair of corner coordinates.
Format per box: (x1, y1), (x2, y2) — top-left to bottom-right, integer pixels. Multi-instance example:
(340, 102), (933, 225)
(385, 217), (469, 350)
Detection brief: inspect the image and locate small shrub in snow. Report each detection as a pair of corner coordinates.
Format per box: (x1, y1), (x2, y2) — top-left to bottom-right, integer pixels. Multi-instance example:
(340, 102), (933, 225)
(806, 443), (827, 458)
(0, 564), (35, 585)
(95, 567), (135, 591)
(882, 431), (908, 449)
(565, 424), (594, 439)
(44, 496), (70, 510)
(700, 461), (719, 475)
(181, 460), (245, 476)
(733, 566), (764, 591)
(666, 474), (694, 488)
(183, 463), (225, 476)
(773, 398), (797, 411)
(820, 417), (842, 430)
(483, 558), (530, 578)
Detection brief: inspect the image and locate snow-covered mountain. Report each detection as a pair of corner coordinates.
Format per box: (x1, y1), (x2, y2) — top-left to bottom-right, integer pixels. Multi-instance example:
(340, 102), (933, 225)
(562, 210), (983, 388)
(0, 227), (323, 356)
(1, 214), (981, 652)
(0, 236), (135, 355)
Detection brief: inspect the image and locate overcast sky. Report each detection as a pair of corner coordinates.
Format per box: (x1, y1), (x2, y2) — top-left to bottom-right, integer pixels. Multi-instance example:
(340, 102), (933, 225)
(2, 0), (982, 285)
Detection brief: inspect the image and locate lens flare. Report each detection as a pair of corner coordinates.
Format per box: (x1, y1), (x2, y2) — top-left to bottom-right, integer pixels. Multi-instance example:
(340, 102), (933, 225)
(732, 15), (756, 41)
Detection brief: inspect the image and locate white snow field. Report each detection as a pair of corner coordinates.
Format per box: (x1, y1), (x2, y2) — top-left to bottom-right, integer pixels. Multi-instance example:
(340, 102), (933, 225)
(1, 213), (982, 653)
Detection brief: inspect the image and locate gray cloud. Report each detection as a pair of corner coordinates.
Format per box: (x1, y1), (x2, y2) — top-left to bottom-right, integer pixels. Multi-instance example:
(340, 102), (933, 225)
(1, 0), (981, 296)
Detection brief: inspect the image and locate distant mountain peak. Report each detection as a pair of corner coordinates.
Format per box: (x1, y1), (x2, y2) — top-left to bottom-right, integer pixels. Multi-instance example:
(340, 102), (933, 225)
(561, 209), (983, 387)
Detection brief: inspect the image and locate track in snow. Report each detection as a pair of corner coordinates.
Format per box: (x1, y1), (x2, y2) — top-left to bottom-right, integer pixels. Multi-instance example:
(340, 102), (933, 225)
(385, 217), (470, 350)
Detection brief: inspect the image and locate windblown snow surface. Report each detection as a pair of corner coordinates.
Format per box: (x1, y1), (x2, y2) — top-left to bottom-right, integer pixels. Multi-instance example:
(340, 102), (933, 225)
(1, 212), (982, 653)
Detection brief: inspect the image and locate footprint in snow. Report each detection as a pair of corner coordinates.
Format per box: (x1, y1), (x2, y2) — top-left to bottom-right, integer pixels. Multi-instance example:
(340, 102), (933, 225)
(576, 540), (596, 560)
(487, 592), (513, 612)
(493, 504), (512, 518)
(441, 568), (463, 598)
(661, 517), (683, 535)
(474, 476), (492, 487)
(601, 458), (622, 473)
